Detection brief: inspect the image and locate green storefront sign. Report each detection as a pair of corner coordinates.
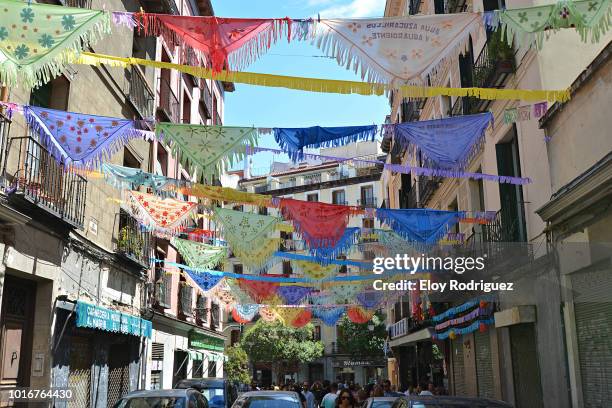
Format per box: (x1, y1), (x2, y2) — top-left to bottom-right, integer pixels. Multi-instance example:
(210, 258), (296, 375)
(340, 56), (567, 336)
(188, 330), (225, 351)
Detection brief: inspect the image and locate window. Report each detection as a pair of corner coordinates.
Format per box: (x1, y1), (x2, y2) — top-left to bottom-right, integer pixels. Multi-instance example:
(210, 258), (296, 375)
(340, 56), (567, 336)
(258, 206), (268, 215)
(156, 145), (168, 176)
(233, 264), (243, 274)
(151, 342), (164, 390)
(362, 218), (375, 229)
(208, 361), (217, 377)
(307, 193), (319, 202)
(123, 148), (140, 169)
(332, 190), (346, 205)
(360, 186), (375, 207)
(182, 91), (191, 123)
(30, 76), (70, 110)
(313, 326), (321, 341)
(434, 0), (445, 14)
(282, 261), (293, 275)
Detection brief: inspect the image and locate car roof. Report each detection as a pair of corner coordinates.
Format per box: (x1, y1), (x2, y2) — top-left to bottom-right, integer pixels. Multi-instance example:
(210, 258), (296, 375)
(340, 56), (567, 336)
(368, 397), (398, 401)
(123, 389), (192, 398)
(240, 391), (299, 398)
(400, 395), (513, 407)
(176, 378), (226, 388)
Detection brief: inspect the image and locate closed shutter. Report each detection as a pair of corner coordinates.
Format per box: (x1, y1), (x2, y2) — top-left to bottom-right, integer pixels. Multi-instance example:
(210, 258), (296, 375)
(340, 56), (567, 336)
(474, 331), (495, 399)
(510, 324), (543, 408)
(68, 337), (91, 408)
(451, 339), (466, 396)
(107, 343), (131, 408)
(571, 267), (612, 407)
(151, 343), (164, 390)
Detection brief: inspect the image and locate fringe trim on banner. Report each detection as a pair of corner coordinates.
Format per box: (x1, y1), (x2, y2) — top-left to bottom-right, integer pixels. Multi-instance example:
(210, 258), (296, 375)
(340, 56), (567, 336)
(136, 14), (304, 73)
(272, 126), (378, 162)
(0, 12), (111, 89)
(122, 194), (197, 236)
(375, 210), (466, 245)
(309, 227), (361, 260)
(77, 52), (572, 102)
(314, 16), (482, 86)
(491, 0), (612, 50)
(23, 106), (148, 169)
(232, 238), (282, 273)
(157, 126), (259, 183)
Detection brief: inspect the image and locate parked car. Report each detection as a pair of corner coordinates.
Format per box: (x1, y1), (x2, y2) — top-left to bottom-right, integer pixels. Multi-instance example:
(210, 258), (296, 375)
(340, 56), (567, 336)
(175, 378), (238, 408)
(111, 389), (208, 408)
(231, 391), (302, 408)
(363, 397), (399, 408)
(391, 395), (513, 408)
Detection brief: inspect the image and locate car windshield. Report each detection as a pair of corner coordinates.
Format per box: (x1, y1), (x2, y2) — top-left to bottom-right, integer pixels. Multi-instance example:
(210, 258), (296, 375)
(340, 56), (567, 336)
(372, 401), (395, 408)
(240, 396), (300, 408)
(112, 397), (186, 408)
(200, 388), (225, 407)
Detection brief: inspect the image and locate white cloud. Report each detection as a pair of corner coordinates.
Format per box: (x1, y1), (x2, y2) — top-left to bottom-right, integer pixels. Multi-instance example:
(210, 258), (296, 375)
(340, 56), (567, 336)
(318, 0), (385, 18)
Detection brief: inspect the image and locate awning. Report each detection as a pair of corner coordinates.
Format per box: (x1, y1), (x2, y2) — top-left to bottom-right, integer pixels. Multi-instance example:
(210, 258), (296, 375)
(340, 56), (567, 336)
(75, 301), (152, 339)
(389, 328), (433, 348)
(187, 349), (227, 362)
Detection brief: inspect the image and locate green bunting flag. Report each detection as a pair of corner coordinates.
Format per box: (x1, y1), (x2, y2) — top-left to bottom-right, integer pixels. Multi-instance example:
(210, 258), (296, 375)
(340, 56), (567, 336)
(0, 0), (111, 88)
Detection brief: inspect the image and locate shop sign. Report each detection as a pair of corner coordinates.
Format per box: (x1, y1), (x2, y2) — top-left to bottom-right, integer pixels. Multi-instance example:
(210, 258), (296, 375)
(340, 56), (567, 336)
(75, 301), (152, 338)
(332, 358), (386, 368)
(188, 330), (225, 351)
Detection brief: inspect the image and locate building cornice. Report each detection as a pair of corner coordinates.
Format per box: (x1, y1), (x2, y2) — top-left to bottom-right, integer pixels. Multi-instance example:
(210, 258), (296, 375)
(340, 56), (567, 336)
(257, 172), (382, 196)
(536, 152), (612, 226)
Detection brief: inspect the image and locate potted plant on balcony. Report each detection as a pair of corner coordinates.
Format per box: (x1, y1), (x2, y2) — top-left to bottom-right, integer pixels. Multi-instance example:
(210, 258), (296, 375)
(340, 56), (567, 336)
(118, 225), (144, 259)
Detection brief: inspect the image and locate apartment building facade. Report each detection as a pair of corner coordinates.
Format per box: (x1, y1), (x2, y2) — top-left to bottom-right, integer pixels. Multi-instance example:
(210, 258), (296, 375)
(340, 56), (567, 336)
(381, 0), (611, 407)
(0, 0), (229, 406)
(224, 142), (388, 386)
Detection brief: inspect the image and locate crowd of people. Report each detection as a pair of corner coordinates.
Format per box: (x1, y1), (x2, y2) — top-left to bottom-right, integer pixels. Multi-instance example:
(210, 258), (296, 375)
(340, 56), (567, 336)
(250, 378), (448, 407)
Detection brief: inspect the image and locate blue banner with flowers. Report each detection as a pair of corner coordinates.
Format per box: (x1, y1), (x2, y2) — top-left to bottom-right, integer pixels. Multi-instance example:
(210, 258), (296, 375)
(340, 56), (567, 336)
(75, 301), (152, 338)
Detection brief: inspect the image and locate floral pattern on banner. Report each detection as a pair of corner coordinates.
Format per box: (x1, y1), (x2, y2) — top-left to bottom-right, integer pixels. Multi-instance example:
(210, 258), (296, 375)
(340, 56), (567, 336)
(171, 237), (227, 270)
(347, 306), (374, 324)
(237, 279), (278, 303)
(123, 191), (197, 235)
(0, 1), (111, 88)
(290, 260), (337, 280)
(24, 106), (147, 168)
(156, 124), (258, 181)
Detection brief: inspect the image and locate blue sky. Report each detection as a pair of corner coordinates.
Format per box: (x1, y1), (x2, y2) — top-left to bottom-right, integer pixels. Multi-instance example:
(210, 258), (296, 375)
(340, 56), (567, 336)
(211, 0), (388, 174)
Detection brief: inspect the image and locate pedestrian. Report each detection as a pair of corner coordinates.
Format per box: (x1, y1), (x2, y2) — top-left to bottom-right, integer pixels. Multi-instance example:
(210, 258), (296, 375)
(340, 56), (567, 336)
(382, 379), (402, 397)
(302, 381), (315, 408)
(321, 382), (339, 408)
(335, 389), (357, 408)
(418, 382), (434, 396)
(356, 389), (368, 407)
(295, 385), (308, 408)
(370, 385), (384, 397)
(312, 381), (326, 407)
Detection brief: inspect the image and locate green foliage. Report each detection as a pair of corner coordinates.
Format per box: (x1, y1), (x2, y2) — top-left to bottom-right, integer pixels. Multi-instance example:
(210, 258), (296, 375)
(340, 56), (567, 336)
(337, 312), (387, 356)
(225, 345), (250, 384)
(240, 320), (324, 381)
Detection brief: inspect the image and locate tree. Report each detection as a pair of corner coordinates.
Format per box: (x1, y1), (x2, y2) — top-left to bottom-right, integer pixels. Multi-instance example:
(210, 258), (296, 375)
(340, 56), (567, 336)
(240, 320), (324, 383)
(225, 345), (250, 384)
(337, 312), (387, 356)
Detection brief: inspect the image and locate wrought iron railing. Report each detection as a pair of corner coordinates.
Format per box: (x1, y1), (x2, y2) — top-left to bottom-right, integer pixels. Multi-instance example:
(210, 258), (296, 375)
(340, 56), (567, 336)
(358, 197), (377, 208)
(200, 83), (213, 119)
(0, 111), (11, 181)
(418, 176), (441, 206)
(179, 282), (193, 317)
(7, 135), (87, 229)
(329, 171), (350, 181)
(115, 210), (151, 267)
(303, 174), (322, 185)
(408, 0), (422, 15)
(195, 295), (208, 324)
(154, 270), (172, 309)
(254, 184), (269, 193)
(158, 77), (180, 123)
(279, 180), (296, 189)
(390, 318), (408, 339)
(60, 0), (92, 8)
(332, 200), (348, 206)
(127, 66), (154, 119)
(210, 302), (220, 330)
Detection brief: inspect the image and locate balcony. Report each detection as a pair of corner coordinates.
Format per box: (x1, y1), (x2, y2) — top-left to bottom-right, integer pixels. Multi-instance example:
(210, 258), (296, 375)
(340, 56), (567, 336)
(127, 66), (154, 120)
(158, 77), (180, 123)
(357, 197), (377, 208)
(418, 176), (442, 206)
(115, 210), (151, 268)
(59, 0), (92, 8)
(210, 302), (220, 330)
(399, 187), (418, 209)
(0, 112), (11, 178)
(200, 83), (213, 119)
(179, 282), (193, 318)
(195, 295), (208, 325)
(328, 342), (349, 355)
(303, 174), (322, 185)
(329, 171), (350, 181)
(408, 0), (422, 14)
(254, 184), (270, 193)
(332, 200), (348, 206)
(390, 318), (408, 339)
(154, 272), (172, 309)
(6, 135), (87, 229)
(447, 0), (467, 13)
(452, 32), (515, 115)
(141, 0), (178, 14)
(279, 180), (296, 189)
(214, 110), (222, 126)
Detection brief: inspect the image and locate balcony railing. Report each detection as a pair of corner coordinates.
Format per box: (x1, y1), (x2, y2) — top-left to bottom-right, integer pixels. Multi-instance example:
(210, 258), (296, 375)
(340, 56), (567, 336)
(303, 174), (322, 185)
(400, 186), (418, 209)
(7, 135), (87, 229)
(154, 272), (172, 309)
(195, 295), (208, 324)
(418, 176), (441, 206)
(141, 0), (178, 14)
(329, 171), (350, 181)
(179, 282), (193, 317)
(254, 184), (269, 193)
(210, 302), (220, 330)
(332, 200), (348, 206)
(408, 0), (422, 15)
(59, 0), (92, 8)
(390, 318), (408, 339)
(115, 211), (151, 267)
(214, 110), (222, 126)
(158, 77), (180, 123)
(0, 112), (11, 179)
(200, 83), (213, 119)
(358, 197), (377, 208)
(279, 180), (296, 189)
(128, 66), (154, 120)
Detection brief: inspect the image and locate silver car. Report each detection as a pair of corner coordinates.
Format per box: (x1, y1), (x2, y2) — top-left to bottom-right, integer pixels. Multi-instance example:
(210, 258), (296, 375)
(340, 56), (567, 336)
(231, 391), (302, 408)
(363, 397), (399, 408)
(391, 395), (513, 408)
(111, 389), (209, 408)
